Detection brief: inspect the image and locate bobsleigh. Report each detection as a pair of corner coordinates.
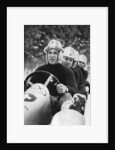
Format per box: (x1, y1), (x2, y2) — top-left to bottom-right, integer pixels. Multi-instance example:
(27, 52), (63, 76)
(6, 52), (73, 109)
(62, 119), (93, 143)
(24, 83), (51, 125)
(24, 71), (90, 125)
(24, 70), (60, 125)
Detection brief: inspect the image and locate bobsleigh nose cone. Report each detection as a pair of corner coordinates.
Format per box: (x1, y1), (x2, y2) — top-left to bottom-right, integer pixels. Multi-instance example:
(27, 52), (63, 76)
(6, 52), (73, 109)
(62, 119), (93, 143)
(24, 83), (52, 125)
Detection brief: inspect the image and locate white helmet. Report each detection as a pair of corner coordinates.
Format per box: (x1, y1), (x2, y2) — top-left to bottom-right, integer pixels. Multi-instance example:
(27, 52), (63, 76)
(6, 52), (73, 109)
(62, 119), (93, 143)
(44, 39), (64, 53)
(63, 47), (75, 59)
(74, 50), (79, 61)
(44, 39), (63, 64)
(79, 54), (87, 65)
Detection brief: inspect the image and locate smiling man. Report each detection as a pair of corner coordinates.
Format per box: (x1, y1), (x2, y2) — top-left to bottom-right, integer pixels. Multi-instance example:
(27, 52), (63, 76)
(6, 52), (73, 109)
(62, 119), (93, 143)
(32, 39), (78, 115)
(47, 49), (59, 64)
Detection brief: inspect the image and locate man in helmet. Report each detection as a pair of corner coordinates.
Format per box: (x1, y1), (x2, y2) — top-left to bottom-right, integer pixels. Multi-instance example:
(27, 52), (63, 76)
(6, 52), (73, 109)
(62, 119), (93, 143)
(62, 47), (80, 88)
(62, 47), (75, 68)
(72, 50), (88, 96)
(62, 47), (87, 115)
(31, 39), (78, 115)
(78, 54), (90, 94)
(62, 47), (87, 95)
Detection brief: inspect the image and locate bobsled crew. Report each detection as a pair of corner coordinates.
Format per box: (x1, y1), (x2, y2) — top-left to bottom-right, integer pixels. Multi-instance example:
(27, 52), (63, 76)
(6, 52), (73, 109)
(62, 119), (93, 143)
(24, 39), (90, 125)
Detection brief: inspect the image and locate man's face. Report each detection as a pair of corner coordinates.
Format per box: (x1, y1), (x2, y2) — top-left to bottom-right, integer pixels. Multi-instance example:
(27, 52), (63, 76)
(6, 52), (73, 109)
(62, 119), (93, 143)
(47, 49), (59, 64)
(78, 61), (85, 68)
(62, 56), (73, 68)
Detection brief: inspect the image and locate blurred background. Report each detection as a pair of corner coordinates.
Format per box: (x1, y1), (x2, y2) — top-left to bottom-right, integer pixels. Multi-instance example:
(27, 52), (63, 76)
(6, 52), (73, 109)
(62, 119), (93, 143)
(24, 25), (90, 79)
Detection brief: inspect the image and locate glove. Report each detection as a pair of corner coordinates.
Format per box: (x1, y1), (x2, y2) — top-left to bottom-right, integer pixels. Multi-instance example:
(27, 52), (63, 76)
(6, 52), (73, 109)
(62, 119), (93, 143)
(56, 84), (68, 94)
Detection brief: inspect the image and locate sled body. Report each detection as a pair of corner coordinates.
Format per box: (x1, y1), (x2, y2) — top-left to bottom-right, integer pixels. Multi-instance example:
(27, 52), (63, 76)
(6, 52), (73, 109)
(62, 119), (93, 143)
(24, 83), (52, 125)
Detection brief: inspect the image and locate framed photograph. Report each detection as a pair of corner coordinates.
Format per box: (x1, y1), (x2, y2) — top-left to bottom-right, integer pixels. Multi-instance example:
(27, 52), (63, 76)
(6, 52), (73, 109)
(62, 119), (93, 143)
(7, 7), (108, 143)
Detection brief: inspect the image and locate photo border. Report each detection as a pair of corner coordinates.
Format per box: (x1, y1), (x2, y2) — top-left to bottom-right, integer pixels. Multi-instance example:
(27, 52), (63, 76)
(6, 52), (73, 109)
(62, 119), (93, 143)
(1, 4), (111, 148)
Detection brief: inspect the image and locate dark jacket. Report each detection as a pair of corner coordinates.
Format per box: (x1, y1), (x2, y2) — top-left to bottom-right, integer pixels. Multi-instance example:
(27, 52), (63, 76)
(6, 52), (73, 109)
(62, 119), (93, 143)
(79, 67), (90, 94)
(79, 67), (88, 84)
(74, 66), (87, 97)
(34, 63), (78, 96)
(71, 68), (80, 87)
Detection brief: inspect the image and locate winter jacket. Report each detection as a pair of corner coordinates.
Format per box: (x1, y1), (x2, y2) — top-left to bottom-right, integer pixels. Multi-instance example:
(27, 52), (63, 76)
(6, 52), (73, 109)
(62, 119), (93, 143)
(79, 67), (88, 84)
(34, 63), (78, 96)
(74, 66), (87, 97)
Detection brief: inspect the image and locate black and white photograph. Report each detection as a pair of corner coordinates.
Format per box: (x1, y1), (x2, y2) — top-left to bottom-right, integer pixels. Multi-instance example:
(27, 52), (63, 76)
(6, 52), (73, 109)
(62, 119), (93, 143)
(7, 7), (108, 143)
(24, 25), (90, 125)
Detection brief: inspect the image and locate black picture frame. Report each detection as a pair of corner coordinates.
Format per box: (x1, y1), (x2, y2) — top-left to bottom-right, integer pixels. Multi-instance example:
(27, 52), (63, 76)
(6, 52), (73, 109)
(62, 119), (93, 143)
(1, 2), (111, 149)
